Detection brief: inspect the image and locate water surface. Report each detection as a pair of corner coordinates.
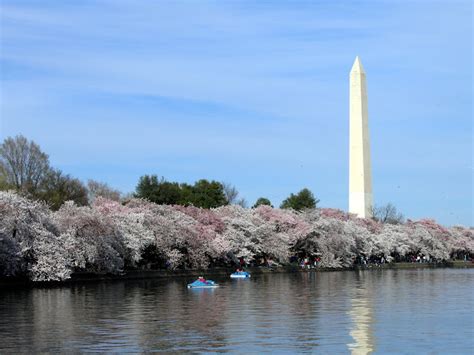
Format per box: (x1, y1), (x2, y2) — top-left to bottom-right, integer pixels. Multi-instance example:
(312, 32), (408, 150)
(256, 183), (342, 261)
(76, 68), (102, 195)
(0, 269), (472, 353)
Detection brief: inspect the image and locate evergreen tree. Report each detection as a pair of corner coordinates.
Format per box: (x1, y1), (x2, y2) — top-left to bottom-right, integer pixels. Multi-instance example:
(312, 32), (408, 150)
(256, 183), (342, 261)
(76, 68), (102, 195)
(135, 175), (228, 208)
(280, 188), (319, 211)
(252, 197), (273, 208)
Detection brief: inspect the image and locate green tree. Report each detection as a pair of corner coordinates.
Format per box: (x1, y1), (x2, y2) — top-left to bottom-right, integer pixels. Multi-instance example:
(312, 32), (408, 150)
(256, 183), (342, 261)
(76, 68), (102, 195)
(280, 188), (319, 211)
(252, 197), (273, 208)
(188, 179), (227, 208)
(135, 176), (228, 208)
(0, 173), (11, 190)
(38, 169), (89, 210)
(135, 175), (182, 205)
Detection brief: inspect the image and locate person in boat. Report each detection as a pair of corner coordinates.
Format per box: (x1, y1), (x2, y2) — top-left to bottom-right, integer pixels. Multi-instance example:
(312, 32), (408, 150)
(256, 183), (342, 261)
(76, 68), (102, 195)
(198, 276), (207, 284)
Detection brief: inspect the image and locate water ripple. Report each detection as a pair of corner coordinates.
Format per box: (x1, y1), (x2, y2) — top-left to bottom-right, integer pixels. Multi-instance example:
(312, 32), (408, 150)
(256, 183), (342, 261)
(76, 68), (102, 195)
(0, 269), (473, 353)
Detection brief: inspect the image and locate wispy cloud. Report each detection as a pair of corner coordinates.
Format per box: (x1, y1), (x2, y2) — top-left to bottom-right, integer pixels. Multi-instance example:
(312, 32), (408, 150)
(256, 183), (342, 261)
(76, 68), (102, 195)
(0, 0), (472, 225)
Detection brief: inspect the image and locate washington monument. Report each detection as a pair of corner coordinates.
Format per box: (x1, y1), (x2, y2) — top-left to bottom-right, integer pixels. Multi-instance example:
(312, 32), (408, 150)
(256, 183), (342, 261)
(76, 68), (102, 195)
(349, 56), (373, 218)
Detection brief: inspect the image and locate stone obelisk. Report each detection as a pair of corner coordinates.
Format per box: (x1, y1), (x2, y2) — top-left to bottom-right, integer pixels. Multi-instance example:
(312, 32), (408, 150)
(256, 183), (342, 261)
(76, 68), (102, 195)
(349, 56), (373, 218)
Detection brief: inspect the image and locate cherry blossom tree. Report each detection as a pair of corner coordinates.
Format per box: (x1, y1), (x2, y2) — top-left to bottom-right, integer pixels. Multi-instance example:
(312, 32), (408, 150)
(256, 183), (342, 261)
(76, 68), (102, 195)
(253, 205), (311, 262)
(0, 191), (71, 281)
(53, 201), (126, 274)
(1, 191), (472, 282)
(215, 205), (260, 262)
(93, 197), (154, 266)
(405, 219), (451, 261)
(448, 226), (474, 259)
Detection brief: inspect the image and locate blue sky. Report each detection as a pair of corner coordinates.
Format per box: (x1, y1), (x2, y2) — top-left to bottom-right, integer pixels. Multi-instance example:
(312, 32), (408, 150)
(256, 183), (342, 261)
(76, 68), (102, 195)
(0, 0), (472, 225)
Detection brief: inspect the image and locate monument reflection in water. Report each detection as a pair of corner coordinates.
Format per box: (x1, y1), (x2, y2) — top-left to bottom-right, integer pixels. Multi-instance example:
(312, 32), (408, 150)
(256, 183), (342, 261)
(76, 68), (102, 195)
(347, 273), (375, 354)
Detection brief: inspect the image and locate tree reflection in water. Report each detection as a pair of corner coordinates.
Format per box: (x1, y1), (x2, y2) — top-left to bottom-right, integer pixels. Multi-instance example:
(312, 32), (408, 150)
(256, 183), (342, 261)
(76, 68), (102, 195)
(1, 270), (472, 353)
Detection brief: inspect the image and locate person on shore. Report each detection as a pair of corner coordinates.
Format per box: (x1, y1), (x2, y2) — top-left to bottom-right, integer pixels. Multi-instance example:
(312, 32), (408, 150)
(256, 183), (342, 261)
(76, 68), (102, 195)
(239, 257), (245, 269)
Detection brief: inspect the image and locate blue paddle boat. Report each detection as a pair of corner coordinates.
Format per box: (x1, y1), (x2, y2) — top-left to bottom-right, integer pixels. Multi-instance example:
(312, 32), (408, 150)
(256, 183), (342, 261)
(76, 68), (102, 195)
(230, 270), (251, 279)
(187, 277), (219, 289)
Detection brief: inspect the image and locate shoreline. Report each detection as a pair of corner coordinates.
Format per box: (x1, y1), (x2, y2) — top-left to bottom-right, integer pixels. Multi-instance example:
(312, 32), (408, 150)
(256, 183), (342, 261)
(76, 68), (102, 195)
(1, 261), (472, 288)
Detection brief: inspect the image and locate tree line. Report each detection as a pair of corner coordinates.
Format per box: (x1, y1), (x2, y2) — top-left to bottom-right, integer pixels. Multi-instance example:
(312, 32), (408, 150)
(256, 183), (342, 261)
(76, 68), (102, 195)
(1, 136), (471, 283)
(0, 135), (321, 212)
(0, 191), (472, 282)
(0, 135), (121, 209)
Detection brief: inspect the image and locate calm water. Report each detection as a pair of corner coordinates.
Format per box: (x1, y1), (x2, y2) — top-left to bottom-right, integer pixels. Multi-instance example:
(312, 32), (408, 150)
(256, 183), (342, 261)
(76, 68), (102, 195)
(0, 269), (473, 353)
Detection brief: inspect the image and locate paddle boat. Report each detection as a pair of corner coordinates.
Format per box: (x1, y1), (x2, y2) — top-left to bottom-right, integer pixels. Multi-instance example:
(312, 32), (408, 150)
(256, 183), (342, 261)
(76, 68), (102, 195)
(187, 277), (219, 289)
(230, 270), (251, 279)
